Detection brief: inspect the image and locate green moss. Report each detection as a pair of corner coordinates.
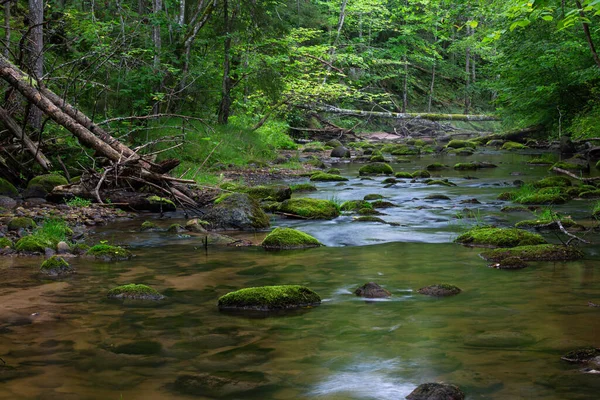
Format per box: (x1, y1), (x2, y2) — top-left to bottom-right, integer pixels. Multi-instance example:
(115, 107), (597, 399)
(454, 162), (478, 170)
(502, 141), (528, 150)
(533, 176), (572, 188)
(426, 163), (447, 171)
(40, 256), (73, 276)
(406, 139), (426, 147)
(167, 224), (184, 233)
(579, 190), (600, 199)
(15, 235), (52, 252)
(370, 154), (386, 162)
(358, 163), (394, 176)
(261, 227), (323, 249)
(277, 198), (340, 219)
(8, 217), (36, 231)
(217, 285), (321, 311)
(371, 200), (396, 208)
(480, 244), (584, 262)
(515, 217), (583, 230)
(395, 157), (411, 163)
(390, 145), (419, 155)
(107, 284), (164, 300)
(340, 200), (372, 211)
(394, 172), (413, 179)
(290, 183), (317, 193)
(455, 227), (546, 248)
(515, 193), (568, 205)
(364, 194), (384, 200)
(0, 237), (13, 248)
(71, 243), (90, 255)
(418, 283), (461, 297)
(447, 147), (475, 155)
(447, 140), (476, 149)
(353, 216), (386, 223)
(245, 185), (291, 202)
(141, 221), (157, 231)
(27, 174), (68, 192)
(501, 205), (532, 212)
(357, 208), (380, 215)
(310, 173), (348, 182)
(87, 244), (132, 261)
(326, 168), (341, 174)
(412, 170), (431, 178)
(0, 178), (18, 197)
(147, 196), (176, 211)
(426, 179), (456, 187)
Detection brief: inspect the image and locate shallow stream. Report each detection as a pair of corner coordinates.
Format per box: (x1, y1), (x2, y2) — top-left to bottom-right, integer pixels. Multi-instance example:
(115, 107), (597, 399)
(1, 151), (600, 399)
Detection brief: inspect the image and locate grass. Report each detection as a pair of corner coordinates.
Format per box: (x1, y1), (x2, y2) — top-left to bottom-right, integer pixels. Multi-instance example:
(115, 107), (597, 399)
(33, 219), (71, 246)
(66, 196), (92, 207)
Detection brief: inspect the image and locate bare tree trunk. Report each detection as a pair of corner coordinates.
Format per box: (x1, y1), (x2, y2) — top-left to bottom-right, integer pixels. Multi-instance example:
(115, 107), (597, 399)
(152, 0), (162, 115)
(27, 0), (44, 131)
(402, 54), (408, 113)
(575, 0), (600, 70)
(464, 25), (471, 114)
(217, 0), (232, 124)
(428, 62), (436, 113)
(3, 0), (10, 58)
(180, 0), (216, 90)
(323, 0), (347, 84)
(178, 0), (186, 25)
(0, 106), (51, 170)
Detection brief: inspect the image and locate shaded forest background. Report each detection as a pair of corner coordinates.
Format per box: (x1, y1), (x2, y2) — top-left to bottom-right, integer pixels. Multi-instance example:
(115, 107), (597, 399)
(1, 0), (600, 185)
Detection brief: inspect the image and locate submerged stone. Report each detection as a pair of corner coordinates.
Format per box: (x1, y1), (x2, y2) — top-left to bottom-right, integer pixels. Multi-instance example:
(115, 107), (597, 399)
(261, 227), (323, 250)
(107, 284), (164, 300)
(480, 244), (584, 262)
(418, 284), (461, 297)
(87, 244), (132, 261)
(406, 382), (465, 400)
(218, 285), (321, 311)
(171, 371), (269, 398)
(561, 348), (600, 363)
(355, 282), (391, 298)
(489, 256), (528, 270)
(277, 198), (340, 219)
(455, 227), (546, 248)
(40, 255), (74, 276)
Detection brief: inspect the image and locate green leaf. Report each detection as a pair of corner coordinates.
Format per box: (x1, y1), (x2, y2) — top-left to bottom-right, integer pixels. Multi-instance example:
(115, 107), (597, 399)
(541, 15), (553, 21)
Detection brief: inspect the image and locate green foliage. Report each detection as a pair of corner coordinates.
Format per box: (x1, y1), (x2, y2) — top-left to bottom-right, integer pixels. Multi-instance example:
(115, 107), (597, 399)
(66, 197), (92, 207)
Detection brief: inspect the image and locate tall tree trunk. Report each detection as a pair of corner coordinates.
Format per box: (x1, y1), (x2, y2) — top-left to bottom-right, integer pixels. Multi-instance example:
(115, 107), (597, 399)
(178, 0), (186, 25)
(180, 0), (216, 90)
(152, 0), (162, 115)
(27, 0), (44, 132)
(575, 0), (600, 70)
(3, 1), (10, 58)
(217, 0), (232, 124)
(323, 0), (347, 84)
(402, 54), (408, 113)
(0, 106), (51, 170)
(428, 62), (436, 113)
(464, 25), (471, 114)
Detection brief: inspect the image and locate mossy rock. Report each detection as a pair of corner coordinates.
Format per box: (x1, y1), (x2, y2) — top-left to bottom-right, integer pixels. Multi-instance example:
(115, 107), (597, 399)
(370, 154), (386, 162)
(277, 198), (340, 219)
(261, 227), (323, 250)
(326, 168), (341, 174)
(245, 185), (291, 202)
(355, 282), (391, 298)
(358, 163), (394, 176)
(489, 256), (528, 270)
(310, 173), (348, 182)
(561, 347), (600, 363)
(107, 284), (164, 300)
(15, 235), (52, 253)
(185, 219), (208, 233)
(390, 146), (419, 155)
(290, 183), (317, 193)
(364, 194), (384, 200)
(87, 244), (132, 261)
(406, 139), (427, 147)
(455, 227), (546, 248)
(480, 244), (584, 262)
(140, 220), (157, 231)
(71, 243), (90, 255)
(382, 177), (397, 184)
(579, 190), (600, 199)
(418, 284), (461, 297)
(447, 147), (475, 156)
(500, 206), (533, 212)
(406, 382), (465, 400)
(515, 217), (584, 231)
(205, 193), (270, 230)
(325, 139), (343, 148)
(515, 193), (567, 205)
(550, 162), (588, 172)
(447, 140), (476, 149)
(502, 141), (528, 150)
(171, 371), (269, 398)
(396, 157), (411, 163)
(426, 163), (448, 171)
(412, 170), (431, 178)
(147, 196), (176, 212)
(0, 178), (18, 198)
(0, 237), (13, 248)
(533, 176), (572, 188)
(371, 200), (396, 208)
(40, 256), (74, 276)
(352, 216), (387, 223)
(340, 200), (372, 212)
(425, 194), (451, 200)
(426, 179), (456, 187)
(528, 157), (555, 165)
(454, 162), (478, 170)
(394, 171), (413, 179)
(27, 174), (68, 192)
(167, 223), (185, 233)
(357, 207), (381, 216)
(8, 217), (36, 231)
(217, 285), (321, 311)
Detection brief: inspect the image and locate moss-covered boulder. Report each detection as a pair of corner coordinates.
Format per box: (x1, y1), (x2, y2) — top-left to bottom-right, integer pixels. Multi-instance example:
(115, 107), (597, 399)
(7, 217), (36, 231)
(370, 154), (386, 162)
(217, 285), (321, 311)
(533, 176), (572, 188)
(406, 382), (465, 400)
(87, 244), (132, 261)
(340, 200), (372, 212)
(0, 237), (13, 248)
(0, 178), (18, 198)
(261, 227), (323, 250)
(245, 185), (292, 202)
(418, 284), (461, 297)
(447, 147), (475, 156)
(353, 216), (387, 223)
(40, 256), (74, 276)
(426, 163), (448, 171)
(514, 192), (567, 205)
(290, 183), (317, 193)
(412, 170), (431, 178)
(27, 174), (68, 193)
(371, 200), (396, 208)
(394, 171), (413, 179)
(579, 190), (600, 199)
(358, 163), (394, 176)
(480, 244), (584, 262)
(355, 282), (391, 298)
(502, 141), (528, 150)
(277, 198), (340, 219)
(551, 160), (589, 172)
(310, 173), (348, 182)
(147, 196), (176, 212)
(140, 220), (157, 231)
(489, 256), (528, 270)
(454, 161), (497, 170)
(185, 218), (208, 233)
(167, 223), (185, 233)
(330, 146), (351, 158)
(455, 227), (546, 248)
(107, 284), (164, 300)
(364, 193), (384, 200)
(204, 193), (270, 230)
(446, 140), (476, 149)
(426, 179), (456, 187)
(357, 208), (381, 216)
(15, 235), (52, 253)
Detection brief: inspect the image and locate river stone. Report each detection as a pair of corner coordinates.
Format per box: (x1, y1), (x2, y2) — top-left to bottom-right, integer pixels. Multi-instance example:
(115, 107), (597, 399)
(331, 145), (351, 158)
(27, 174), (68, 193)
(107, 284), (164, 301)
(0, 178), (18, 198)
(559, 136), (577, 154)
(354, 282), (391, 298)
(185, 218), (208, 233)
(0, 195), (17, 209)
(418, 284), (461, 297)
(40, 255), (74, 276)
(406, 382), (465, 400)
(204, 193), (270, 231)
(464, 331), (536, 348)
(489, 256), (528, 270)
(22, 184), (48, 199)
(56, 241), (71, 255)
(218, 285), (321, 311)
(171, 371), (269, 398)
(561, 347), (600, 363)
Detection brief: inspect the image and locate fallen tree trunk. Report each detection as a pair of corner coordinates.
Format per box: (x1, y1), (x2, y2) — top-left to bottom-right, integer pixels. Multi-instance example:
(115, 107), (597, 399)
(551, 167), (600, 182)
(308, 105), (500, 122)
(0, 105), (51, 170)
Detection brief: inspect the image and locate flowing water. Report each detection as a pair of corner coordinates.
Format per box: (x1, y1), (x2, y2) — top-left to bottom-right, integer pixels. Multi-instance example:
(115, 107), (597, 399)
(1, 151), (600, 399)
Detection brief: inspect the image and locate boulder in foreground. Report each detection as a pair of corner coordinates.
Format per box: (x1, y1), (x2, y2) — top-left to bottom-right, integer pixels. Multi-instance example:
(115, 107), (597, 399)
(406, 382), (465, 400)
